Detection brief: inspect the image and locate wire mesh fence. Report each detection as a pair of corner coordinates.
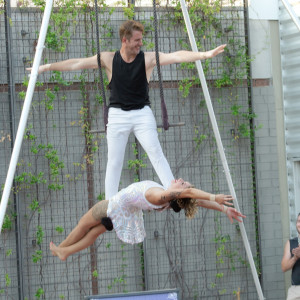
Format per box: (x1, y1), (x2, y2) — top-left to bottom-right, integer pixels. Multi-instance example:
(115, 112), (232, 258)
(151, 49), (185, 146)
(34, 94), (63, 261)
(0, 1), (260, 299)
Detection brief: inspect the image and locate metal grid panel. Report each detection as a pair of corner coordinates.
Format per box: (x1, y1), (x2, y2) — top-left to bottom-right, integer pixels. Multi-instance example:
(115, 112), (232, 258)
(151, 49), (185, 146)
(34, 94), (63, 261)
(0, 2), (258, 299)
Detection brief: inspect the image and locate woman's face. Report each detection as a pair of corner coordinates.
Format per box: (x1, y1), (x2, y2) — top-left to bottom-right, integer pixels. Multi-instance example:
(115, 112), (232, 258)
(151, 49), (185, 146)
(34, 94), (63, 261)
(169, 178), (192, 190)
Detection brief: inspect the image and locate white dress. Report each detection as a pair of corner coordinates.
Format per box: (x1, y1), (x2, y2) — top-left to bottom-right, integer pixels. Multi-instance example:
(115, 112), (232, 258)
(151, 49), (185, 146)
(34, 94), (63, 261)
(107, 181), (167, 244)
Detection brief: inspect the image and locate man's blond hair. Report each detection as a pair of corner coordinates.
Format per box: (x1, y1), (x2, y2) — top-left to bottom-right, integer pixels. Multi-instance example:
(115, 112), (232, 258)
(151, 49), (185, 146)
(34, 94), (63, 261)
(119, 20), (144, 41)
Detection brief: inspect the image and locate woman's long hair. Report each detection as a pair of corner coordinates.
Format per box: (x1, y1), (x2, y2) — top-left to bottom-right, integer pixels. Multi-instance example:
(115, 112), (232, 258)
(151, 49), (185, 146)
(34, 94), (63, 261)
(170, 198), (198, 219)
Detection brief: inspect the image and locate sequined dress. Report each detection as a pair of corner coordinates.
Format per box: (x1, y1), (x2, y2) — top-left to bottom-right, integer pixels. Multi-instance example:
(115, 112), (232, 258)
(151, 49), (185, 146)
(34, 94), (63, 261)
(107, 181), (166, 244)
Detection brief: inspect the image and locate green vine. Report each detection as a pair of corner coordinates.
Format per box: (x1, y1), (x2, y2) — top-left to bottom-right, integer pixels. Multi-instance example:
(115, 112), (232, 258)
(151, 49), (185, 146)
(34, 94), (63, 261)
(107, 243), (128, 292)
(0, 0), (4, 15)
(128, 143), (147, 182)
(211, 214), (247, 296)
(1, 1), (260, 298)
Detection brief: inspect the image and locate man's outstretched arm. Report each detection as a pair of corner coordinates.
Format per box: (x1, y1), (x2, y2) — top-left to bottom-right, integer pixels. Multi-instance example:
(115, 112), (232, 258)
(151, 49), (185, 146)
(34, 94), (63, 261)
(157, 44), (227, 66)
(27, 55), (99, 74)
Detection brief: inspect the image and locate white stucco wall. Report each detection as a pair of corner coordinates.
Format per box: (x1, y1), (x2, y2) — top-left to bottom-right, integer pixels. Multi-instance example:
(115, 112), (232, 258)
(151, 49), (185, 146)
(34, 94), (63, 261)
(248, 0), (279, 20)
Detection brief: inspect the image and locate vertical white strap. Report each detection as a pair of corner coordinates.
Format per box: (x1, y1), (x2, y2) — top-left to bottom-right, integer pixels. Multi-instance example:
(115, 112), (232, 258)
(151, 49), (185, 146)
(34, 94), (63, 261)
(178, 1), (265, 299)
(0, 0), (54, 233)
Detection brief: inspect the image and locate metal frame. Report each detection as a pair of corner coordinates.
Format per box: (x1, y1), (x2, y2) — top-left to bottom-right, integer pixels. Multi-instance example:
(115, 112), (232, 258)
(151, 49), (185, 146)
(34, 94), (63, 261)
(84, 288), (180, 300)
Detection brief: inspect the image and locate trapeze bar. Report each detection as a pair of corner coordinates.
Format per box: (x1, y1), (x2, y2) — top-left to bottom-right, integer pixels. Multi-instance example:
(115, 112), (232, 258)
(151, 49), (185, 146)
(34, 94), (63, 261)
(90, 122), (185, 134)
(157, 122), (185, 128)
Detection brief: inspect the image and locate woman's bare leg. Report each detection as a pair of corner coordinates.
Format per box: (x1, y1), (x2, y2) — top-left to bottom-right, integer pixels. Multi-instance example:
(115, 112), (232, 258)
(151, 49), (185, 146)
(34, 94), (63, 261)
(59, 202), (105, 248)
(50, 224), (106, 261)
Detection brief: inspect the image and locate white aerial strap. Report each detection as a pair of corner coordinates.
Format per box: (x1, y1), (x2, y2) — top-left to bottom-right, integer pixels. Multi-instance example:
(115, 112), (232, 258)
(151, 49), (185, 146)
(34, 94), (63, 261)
(0, 0), (54, 233)
(178, 1), (265, 299)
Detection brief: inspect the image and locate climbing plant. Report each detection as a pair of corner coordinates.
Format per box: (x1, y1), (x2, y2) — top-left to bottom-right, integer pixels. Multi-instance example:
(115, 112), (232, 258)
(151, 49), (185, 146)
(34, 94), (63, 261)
(0, 0), (259, 298)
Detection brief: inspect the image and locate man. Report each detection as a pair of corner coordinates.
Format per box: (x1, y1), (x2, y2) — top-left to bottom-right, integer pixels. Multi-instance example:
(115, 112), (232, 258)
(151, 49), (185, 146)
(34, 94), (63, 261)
(281, 213), (300, 300)
(29, 20), (226, 199)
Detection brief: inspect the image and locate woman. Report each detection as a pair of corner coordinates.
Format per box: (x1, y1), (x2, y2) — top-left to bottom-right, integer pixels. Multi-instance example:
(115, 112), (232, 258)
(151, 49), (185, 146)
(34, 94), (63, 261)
(50, 179), (245, 261)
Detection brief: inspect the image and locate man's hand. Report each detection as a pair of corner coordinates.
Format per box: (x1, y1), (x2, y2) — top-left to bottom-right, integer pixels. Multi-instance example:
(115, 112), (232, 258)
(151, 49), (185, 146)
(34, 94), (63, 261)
(215, 194), (234, 206)
(26, 64), (50, 75)
(225, 207), (246, 224)
(206, 44), (227, 59)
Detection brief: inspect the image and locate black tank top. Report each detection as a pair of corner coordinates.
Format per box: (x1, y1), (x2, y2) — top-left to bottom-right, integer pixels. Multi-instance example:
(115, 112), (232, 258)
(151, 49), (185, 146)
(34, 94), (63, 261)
(290, 237), (300, 285)
(108, 50), (150, 111)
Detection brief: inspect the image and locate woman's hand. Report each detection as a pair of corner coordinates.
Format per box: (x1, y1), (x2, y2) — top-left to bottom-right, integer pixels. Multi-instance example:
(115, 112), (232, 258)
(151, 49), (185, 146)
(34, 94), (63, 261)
(225, 207), (246, 224)
(292, 247), (300, 260)
(215, 194), (234, 206)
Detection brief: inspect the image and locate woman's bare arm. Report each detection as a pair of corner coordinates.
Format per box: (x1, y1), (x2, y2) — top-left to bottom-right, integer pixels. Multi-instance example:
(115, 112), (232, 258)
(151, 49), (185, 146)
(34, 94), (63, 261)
(196, 199), (245, 223)
(281, 240), (300, 272)
(159, 187), (233, 205)
(146, 187), (233, 206)
(146, 187), (244, 223)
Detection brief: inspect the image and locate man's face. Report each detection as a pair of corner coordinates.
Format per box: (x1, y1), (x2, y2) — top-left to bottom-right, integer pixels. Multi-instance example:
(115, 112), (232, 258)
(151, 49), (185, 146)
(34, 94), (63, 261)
(124, 30), (143, 56)
(297, 215), (300, 235)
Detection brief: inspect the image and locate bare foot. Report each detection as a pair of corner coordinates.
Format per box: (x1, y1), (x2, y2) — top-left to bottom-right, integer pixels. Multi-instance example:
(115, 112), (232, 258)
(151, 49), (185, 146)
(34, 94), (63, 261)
(49, 242), (68, 261)
(50, 241), (57, 257)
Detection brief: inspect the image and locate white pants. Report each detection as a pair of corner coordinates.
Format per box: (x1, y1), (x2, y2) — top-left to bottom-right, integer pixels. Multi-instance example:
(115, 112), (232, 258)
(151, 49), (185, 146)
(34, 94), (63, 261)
(287, 286), (300, 300)
(105, 106), (174, 199)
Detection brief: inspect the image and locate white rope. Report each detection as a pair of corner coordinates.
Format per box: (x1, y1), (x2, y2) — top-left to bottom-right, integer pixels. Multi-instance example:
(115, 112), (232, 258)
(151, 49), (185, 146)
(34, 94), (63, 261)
(178, 0), (265, 299)
(0, 0), (54, 233)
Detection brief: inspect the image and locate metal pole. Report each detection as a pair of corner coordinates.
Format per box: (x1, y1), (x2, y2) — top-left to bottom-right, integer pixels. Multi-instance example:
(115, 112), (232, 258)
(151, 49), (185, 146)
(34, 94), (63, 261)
(0, 0), (54, 233)
(243, 0), (264, 289)
(178, 0), (265, 299)
(4, 0), (25, 298)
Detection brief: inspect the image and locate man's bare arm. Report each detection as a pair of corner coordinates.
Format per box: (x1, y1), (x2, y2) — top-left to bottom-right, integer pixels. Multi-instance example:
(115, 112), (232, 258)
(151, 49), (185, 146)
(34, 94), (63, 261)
(149, 44), (226, 67)
(26, 55), (98, 74)
(27, 52), (114, 76)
